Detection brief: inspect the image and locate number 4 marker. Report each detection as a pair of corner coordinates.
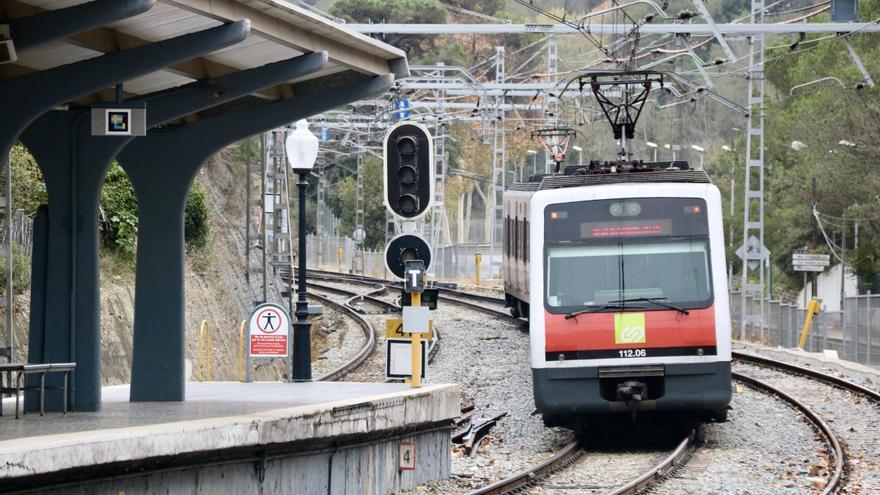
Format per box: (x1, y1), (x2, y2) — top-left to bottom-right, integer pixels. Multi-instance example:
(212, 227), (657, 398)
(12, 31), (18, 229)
(399, 442), (416, 470)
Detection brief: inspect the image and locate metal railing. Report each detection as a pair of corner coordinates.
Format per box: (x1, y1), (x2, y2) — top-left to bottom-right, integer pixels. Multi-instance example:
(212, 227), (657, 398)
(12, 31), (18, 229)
(731, 291), (879, 367)
(304, 234), (505, 283)
(0, 210), (33, 257)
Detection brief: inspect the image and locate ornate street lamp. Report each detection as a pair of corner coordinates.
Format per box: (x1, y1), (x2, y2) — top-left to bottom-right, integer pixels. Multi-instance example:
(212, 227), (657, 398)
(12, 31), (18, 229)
(285, 119), (318, 381)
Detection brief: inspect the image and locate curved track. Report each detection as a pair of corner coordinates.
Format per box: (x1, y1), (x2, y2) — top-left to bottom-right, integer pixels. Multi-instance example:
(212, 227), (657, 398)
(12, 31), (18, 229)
(303, 277), (442, 380)
(731, 370), (845, 495)
(307, 290), (379, 382)
(300, 270), (873, 493)
(732, 350), (880, 494)
(733, 350), (880, 402)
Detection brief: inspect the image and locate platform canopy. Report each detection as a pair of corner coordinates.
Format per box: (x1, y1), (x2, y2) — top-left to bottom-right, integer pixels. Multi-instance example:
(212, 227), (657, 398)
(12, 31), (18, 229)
(0, 0), (409, 412)
(1, 0), (409, 108)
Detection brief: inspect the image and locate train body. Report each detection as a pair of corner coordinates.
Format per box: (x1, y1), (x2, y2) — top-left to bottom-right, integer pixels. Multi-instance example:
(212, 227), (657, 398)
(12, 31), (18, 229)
(502, 166), (732, 427)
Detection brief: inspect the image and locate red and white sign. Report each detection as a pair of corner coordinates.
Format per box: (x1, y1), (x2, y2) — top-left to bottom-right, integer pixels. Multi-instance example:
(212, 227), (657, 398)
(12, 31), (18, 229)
(248, 303), (290, 357)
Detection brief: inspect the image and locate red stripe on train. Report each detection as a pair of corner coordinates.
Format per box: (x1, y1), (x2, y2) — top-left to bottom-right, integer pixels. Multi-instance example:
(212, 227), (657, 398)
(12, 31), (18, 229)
(544, 306), (717, 351)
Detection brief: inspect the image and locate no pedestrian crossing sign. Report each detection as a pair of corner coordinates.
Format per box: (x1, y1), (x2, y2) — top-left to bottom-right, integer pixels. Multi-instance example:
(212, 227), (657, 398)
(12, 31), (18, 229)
(249, 303), (290, 357)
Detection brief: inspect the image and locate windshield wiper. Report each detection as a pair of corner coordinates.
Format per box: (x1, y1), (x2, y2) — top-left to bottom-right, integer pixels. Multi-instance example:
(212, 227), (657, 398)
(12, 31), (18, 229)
(564, 304), (641, 320)
(609, 297), (690, 315)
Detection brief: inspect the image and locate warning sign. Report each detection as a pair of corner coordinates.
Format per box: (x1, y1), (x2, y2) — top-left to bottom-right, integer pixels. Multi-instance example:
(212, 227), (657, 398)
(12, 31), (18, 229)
(249, 303), (291, 357)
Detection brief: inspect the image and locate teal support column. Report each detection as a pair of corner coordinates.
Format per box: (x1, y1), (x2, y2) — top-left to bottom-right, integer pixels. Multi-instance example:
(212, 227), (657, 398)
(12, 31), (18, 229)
(19, 22), (250, 412)
(119, 75), (393, 401)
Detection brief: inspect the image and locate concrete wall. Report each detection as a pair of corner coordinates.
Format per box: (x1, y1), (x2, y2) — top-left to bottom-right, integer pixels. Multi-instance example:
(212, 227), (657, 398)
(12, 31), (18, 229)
(34, 428), (451, 495)
(796, 263), (858, 311)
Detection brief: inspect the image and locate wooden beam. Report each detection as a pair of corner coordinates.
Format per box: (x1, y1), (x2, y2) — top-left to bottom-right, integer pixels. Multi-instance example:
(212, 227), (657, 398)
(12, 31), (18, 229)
(1, 0), (289, 100)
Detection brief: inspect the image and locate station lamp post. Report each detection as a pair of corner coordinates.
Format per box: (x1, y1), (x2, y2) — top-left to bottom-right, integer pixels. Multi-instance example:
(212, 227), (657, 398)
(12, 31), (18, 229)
(526, 149), (537, 176)
(691, 145), (705, 170)
(646, 141), (658, 161)
(286, 119), (319, 381)
(572, 145), (583, 164)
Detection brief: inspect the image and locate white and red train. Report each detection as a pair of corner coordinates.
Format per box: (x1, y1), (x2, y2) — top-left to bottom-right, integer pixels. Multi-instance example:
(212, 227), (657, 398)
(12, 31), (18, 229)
(503, 164), (731, 427)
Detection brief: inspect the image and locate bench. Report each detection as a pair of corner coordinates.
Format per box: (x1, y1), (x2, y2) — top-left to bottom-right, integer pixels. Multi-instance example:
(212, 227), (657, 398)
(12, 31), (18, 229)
(0, 362), (76, 419)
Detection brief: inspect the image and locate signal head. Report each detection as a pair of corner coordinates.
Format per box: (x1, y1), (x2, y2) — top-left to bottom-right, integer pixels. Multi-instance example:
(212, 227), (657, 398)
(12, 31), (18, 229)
(383, 121), (434, 220)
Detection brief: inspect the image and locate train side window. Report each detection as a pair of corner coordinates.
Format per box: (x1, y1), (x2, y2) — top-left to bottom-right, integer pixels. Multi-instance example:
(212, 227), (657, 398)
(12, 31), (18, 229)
(514, 218), (520, 260)
(504, 217), (510, 256)
(502, 217), (507, 256)
(525, 221), (529, 260)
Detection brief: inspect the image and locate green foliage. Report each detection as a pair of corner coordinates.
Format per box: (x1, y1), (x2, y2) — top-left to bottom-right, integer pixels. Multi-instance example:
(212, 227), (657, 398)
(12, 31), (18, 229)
(184, 184), (210, 251)
(417, 42), (468, 66)
(329, 0), (446, 59)
(705, 3), (880, 291)
(329, 0), (446, 23)
(100, 164), (139, 259)
(9, 143), (47, 215)
(326, 156), (386, 250)
(100, 164), (210, 260)
(445, 0), (504, 15)
(232, 136), (260, 166)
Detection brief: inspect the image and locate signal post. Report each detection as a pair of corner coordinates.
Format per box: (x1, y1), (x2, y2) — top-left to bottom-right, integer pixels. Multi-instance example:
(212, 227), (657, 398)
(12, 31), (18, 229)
(382, 121), (435, 387)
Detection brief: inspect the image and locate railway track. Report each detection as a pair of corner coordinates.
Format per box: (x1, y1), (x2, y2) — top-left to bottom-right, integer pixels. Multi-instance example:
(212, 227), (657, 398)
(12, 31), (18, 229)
(301, 269), (878, 493)
(306, 289), (379, 382)
(467, 430), (695, 495)
(732, 350), (880, 494)
(467, 365), (849, 495)
(731, 371), (845, 495)
(301, 276), (443, 380)
(297, 269), (516, 321)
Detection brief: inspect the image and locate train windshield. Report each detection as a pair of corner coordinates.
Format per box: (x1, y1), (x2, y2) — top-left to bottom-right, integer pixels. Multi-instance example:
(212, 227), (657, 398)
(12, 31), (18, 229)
(544, 197), (712, 312)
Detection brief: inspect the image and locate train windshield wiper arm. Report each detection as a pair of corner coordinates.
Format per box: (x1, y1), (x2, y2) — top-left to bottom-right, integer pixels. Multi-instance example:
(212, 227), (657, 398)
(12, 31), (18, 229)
(564, 304), (635, 319)
(609, 297), (690, 315)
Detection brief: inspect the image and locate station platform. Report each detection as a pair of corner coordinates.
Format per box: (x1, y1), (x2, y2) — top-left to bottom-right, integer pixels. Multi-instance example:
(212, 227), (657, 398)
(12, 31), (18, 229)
(0, 381), (459, 495)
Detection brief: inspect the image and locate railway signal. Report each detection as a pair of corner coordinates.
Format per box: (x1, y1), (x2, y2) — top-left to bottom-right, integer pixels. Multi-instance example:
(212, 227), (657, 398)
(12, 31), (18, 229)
(384, 233), (432, 280)
(383, 121), (433, 220)
(382, 121), (435, 388)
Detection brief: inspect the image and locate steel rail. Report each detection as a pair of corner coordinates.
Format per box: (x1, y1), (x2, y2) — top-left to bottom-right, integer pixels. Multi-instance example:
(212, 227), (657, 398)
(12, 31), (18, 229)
(303, 278), (440, 378)
(465, 438), (581, 495)
(606, 430), (696, 495)
(299, 268), (511, 311)
(308, 281), (401, 313)
(308, 291), (378, 382)
(467, 429), (695, 495)
(732, 371), (845, 495)
(733, 350), (880, 402)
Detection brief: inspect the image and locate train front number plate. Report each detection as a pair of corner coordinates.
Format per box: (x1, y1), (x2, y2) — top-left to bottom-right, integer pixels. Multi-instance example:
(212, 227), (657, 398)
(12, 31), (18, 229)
(618, 349), (647, 358)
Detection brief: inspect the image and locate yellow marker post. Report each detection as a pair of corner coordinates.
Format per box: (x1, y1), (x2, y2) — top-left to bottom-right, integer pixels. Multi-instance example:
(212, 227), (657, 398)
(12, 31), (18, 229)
(799, 299), (822, 349)
(337, 247), (344, 271)
(410, 292), (422, 388)
(475, 253), (482, 287)
(238, 320), (246, 382)
(198, 320), (204, 381)
(199, 320), (211, 381)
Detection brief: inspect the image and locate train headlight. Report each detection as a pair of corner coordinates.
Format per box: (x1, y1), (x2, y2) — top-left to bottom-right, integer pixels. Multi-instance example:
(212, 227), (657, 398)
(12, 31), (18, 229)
(609, 201), (641, 217)
(625, 202), (642, 216)
(609, 203), (623, 216)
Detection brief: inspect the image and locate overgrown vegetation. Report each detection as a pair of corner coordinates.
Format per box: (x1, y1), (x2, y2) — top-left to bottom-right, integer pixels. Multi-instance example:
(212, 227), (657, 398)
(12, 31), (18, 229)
(100, 163), (211, 261)
(7, 144), (211, 271)
(326, 156), (386, 250)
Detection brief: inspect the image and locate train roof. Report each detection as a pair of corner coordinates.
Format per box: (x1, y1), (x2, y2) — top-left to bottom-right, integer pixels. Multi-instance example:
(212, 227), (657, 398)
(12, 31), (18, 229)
(508, 169), (712, 192)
